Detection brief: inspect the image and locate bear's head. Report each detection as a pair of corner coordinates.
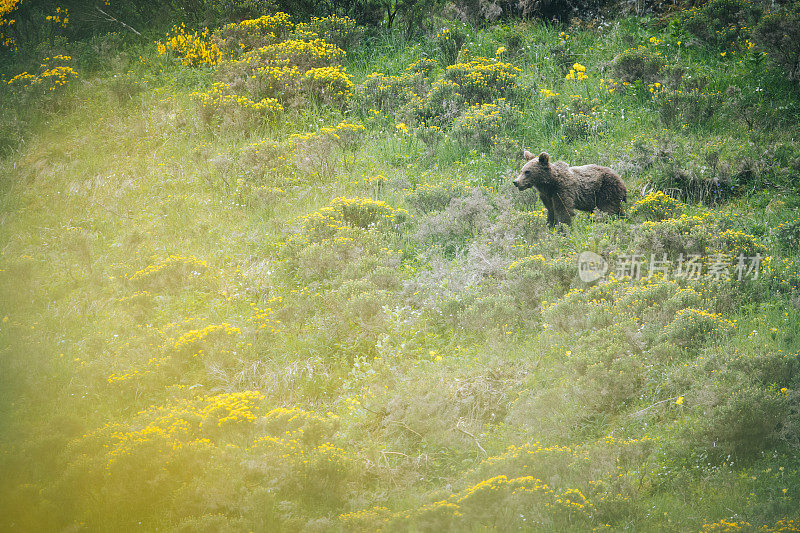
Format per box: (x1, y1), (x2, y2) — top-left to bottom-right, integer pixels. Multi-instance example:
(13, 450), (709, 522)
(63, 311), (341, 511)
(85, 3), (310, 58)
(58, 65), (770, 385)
(513, 151), (550, 191)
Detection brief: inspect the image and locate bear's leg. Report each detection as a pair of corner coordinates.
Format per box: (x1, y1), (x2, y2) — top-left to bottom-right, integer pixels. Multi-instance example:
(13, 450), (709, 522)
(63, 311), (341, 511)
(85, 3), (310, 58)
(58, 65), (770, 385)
(541, 194), (556, 227)
(552, 195), (574, 226)
(601, 199), (624, 217)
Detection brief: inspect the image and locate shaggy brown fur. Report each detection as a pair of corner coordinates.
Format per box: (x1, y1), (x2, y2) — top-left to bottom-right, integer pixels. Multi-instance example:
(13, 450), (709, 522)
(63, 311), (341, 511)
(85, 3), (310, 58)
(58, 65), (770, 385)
(513, 151), (627, 227)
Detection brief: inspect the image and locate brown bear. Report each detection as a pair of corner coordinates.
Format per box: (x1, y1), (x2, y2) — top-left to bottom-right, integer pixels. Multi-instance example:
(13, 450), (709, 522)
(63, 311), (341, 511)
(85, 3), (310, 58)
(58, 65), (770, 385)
(513, 151), (627, 227)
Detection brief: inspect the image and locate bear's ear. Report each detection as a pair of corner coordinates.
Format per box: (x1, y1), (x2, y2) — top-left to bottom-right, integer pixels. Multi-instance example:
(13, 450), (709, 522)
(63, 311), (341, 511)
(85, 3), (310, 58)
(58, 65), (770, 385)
(538, 152), (550, 164)
(523, 150), (535, 161)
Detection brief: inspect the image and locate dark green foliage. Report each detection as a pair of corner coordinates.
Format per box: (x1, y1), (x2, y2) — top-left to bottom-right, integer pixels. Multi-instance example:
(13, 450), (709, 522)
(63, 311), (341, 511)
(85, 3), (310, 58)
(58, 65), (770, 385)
(679, 0), (762, 49)
(613, 45), (665, 82)
(752, 1), (800, 81)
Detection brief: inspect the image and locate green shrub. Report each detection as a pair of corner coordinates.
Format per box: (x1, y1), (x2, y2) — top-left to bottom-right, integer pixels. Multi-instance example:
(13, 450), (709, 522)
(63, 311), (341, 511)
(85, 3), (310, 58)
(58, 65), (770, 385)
(508, 253), (575, 308)
(450, 98), (522, 150)
(354, 70), (426, 115)
(695, 384), (794, 461)
(655, 87), (723, 127)
(663, 307), (735, 349)
(679, 0), (762, 49)
(762, 256), (800, 295)
(411, 78), (464, 128)
(294, 15), (362, 50)
(434, 24), (467, 66)
(553, 95), (603, 141)
(753, 2), (800, 81)
(772, 214), (800, 250)
(203, 0), (276, 21)
(406, 57), (439, 77)
(612, 45), (665, 83)
(414, 189), (492, 253)
(404, 181), (473, 214)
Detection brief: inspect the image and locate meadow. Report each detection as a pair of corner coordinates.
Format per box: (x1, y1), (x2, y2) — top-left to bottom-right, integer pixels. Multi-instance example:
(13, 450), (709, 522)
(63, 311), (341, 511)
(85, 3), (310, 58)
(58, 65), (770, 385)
(1, 2), (800, 531)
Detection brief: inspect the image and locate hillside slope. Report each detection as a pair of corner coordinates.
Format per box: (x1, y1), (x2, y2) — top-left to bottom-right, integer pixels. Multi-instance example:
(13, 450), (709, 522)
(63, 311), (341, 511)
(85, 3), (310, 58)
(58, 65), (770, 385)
(1, 9), (800, 532)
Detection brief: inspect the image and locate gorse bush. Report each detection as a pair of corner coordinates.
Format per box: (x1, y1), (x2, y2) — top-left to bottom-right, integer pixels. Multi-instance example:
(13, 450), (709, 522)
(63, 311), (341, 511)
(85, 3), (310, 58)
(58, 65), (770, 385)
(353, 70), (426, 115)
(300, 65), (353, 105)
(663, 307), (735, 348)
(295, 196), (409, 243)
(450, 98), (521, 149)
(156, 24), (222, 67)
(629, 191), (684, 222)
(213, 12), (294, 56)
(202, 17), (351, 112)
(6, 54), (77, 99)
(191, 82), (283, 129)
(443, 56), (521, 103)
(293, 15), (362, 50)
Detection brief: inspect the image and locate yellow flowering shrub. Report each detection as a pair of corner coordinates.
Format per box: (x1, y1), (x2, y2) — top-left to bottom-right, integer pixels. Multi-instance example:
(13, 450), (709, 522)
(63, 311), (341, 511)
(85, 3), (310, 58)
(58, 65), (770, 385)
(45, 6), (68, 28)
(444, 56), (521, 103)
(156, 24), (221, 67)
(406, 57), (438, 76)
(342, 470), (595, 530)
(664, 307), (735, 348)
(253, 38), (345, 70)
(191, 82), (283, 128)
(172, 323), (241, 352)
(214, 12), (294, 56)
(450, 98), (521, 149)
(300, 65), (353, 105)
(354, 70), (426, 115)
(215, 35), (348, 109)
(290, 121), (365, 148)
(7, 55), (77, 93)
(128, 254), (213, 289)
(629, 190), (685, 221)
(0, 0), (21, 50)
(69, 392), (354, 528)
(293, 14), (361, 50)
(711, 228), (765, 259)
(298, 196), (409, 242)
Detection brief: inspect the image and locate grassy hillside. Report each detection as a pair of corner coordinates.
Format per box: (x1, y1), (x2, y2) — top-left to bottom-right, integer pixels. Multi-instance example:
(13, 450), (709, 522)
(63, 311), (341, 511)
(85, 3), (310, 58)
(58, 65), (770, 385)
(1, 6), (800, 532)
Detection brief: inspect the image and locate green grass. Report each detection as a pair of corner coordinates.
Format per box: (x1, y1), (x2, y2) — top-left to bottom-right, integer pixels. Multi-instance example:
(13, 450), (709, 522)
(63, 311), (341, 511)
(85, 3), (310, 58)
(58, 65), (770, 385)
(1, 10), (800, 532)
